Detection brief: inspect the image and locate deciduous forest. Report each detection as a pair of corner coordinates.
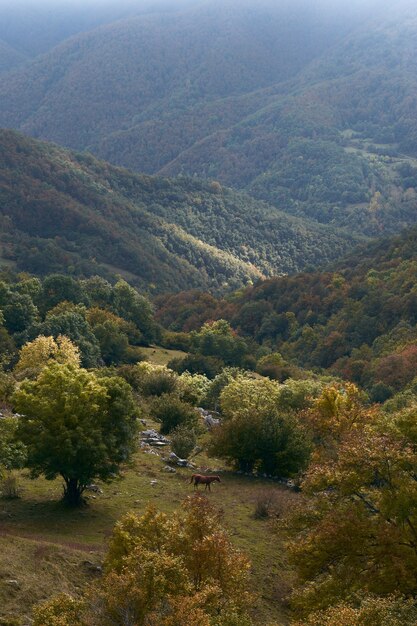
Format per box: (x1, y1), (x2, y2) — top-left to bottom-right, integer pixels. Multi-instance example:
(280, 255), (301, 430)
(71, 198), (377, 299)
(1, 1), (417, 624)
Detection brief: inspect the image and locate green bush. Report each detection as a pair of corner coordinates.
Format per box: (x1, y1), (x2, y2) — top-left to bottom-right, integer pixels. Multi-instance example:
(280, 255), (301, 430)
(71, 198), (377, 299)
(168, 354), (224, 379)
(170, 424), (197, 459)
(151, 394), (199, 435)
(209, 409), (311, 477)
(141, 369), (179, 397)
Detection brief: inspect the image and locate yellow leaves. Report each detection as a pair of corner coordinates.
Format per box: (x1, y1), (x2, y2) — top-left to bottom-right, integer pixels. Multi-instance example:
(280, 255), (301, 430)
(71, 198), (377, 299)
(105, 507), (171, 573)
(291, 595), (417, 626)
(33, 593), (84, 626)
(220, 375), (282, 420)
(15, 334), (80, 378)
(36, 496), (253, 625)
(301, 383), (377, 463)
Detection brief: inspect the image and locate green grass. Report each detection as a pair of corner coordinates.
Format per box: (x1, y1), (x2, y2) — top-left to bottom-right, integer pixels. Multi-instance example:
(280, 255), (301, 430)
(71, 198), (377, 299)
(141, 345), (188, 366)
(0, 422), (296, 625)
(0, 535), (99, 626)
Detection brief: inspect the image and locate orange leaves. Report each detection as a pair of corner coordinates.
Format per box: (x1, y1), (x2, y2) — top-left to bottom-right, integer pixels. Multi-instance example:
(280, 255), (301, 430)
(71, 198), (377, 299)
(36, 495), (254, 625)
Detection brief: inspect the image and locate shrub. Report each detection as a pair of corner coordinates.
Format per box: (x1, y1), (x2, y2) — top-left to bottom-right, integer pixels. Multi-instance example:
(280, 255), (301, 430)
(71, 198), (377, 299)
(0, 472), (20, 499)
(151, 394), (199, 434)
(141, 368), (179, 397)
(168, 354), (224, 379)
(0, 372), (16, 402)
(170, 424), (197, 459)
(161, 331), (191, 351)
(178, 372), (211, 405)
(254, 489), (277, 519)
(209, 408), (311, 477)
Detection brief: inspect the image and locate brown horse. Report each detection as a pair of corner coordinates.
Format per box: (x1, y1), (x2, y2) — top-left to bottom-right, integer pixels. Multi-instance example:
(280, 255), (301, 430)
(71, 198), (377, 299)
(189, 474), (221, 491)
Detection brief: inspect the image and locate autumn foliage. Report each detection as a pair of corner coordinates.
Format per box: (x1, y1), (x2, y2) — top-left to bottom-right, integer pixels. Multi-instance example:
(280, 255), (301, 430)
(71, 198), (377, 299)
(34, 496), (253, 626)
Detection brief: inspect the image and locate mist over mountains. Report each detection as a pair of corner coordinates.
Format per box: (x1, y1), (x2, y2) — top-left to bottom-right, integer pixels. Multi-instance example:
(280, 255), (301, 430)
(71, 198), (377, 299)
(0, 0), (417, 281)
(2, 1), (416, 234)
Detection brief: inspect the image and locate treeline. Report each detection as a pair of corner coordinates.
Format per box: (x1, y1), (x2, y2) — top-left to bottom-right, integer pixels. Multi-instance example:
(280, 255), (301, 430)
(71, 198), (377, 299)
(0, 272), (159, 369)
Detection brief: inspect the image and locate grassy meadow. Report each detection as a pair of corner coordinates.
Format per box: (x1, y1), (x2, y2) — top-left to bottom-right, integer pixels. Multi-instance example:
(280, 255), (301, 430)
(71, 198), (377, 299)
(0, 417), (296, 625)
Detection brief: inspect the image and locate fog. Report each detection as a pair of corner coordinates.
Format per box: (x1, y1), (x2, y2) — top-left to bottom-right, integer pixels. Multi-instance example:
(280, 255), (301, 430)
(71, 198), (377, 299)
(0, 0), (414, 58)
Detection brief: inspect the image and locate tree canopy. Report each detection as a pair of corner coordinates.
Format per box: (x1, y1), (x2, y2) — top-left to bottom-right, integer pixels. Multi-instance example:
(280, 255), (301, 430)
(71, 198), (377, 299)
(14, 364), (138, 506)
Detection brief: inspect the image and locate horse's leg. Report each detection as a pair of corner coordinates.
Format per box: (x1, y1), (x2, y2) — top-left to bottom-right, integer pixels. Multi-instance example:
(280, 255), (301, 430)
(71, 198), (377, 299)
(207, 482), (211, 491)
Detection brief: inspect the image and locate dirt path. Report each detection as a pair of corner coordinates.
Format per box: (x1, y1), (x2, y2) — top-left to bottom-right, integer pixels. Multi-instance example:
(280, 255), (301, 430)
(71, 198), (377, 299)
(0, 525), (103, 553)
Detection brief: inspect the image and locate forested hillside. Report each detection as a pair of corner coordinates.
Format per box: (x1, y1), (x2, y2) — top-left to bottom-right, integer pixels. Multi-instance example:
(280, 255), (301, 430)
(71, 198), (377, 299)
(0, 130), (356, 292)
(1, 1), (417, 236)
(0, 0), (182, 58)
(156, 224), (417, 401)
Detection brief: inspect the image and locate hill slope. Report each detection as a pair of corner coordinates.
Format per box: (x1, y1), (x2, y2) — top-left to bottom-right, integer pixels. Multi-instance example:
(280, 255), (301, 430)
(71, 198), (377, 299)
(0, 39), (27, 74)
(0, 1), (363, 145)
(0, 130), (357, 292)
(157, 224), (417, 398)
(1, 1), (416, 236)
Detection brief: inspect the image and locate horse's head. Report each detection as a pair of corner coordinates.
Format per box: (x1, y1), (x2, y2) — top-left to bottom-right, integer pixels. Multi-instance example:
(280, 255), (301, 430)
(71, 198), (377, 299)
(215, 476), (221, 482)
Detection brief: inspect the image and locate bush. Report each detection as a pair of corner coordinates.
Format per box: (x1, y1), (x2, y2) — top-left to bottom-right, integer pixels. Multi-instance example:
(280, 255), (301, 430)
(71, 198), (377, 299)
(178, 372), (211, 405)
(0, 372), (16, 402)
(254, 489), (277, 519)
(202, 367), (242, 411)
(141, 368), (179, 397)
(369, 381), (394, 403)
(151, 394), (199, 434)
(168, 354), (224, 379)
(161, 331), (191, 351)
(0, 472), (20, 499)
(170, 424), (197, 459)
(253, 488), (299, 520)
(209, 409), (311, 477)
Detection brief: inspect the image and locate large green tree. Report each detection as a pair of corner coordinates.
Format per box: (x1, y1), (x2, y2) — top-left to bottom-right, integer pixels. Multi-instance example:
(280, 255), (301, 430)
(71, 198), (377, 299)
(14, 364), (138, 506)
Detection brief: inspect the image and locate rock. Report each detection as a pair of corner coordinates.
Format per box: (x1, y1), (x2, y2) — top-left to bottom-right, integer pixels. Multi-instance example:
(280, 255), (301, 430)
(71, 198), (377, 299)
(204, 415), (220, 429)
(139, 419), (147, 426)
(82, 560), (103, 574)
(141, 429), (170, 446)
(162, 465), (176, 473)
(168, 452), (190, 467)
(150, 480), (158, 485)
(86, 484), (103, 494)
(5, 579), (20, 589)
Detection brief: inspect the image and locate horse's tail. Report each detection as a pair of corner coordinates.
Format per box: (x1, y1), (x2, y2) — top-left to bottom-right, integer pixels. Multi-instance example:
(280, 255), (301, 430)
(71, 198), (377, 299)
(189, 475), (196, 484)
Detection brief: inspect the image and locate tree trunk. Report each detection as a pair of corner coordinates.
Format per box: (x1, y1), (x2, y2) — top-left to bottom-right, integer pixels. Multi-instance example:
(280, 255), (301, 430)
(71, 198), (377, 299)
(62, 476), (84, 507)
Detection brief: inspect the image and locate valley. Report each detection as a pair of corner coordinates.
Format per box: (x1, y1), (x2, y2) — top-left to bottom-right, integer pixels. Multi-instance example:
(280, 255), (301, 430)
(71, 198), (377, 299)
(1, 1), (417, 624)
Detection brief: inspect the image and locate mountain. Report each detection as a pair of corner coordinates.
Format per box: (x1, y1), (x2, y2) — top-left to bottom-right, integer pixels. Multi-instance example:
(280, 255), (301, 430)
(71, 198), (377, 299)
(0, 0), (415, 237)
(0, 0), (365, 143)
(0, 39), (27, 74)
(0, 130), (357, 292)
(156, 3), (417, 236)
(0, 0), (193, 58)
(2, 1), (417, 238)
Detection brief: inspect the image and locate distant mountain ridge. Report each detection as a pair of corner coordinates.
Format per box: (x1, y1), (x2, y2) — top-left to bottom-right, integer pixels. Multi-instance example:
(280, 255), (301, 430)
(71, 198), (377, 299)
(0, 130), (357, 292)
(0, 39), (27, 74)
(1, 1), (417, 237)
